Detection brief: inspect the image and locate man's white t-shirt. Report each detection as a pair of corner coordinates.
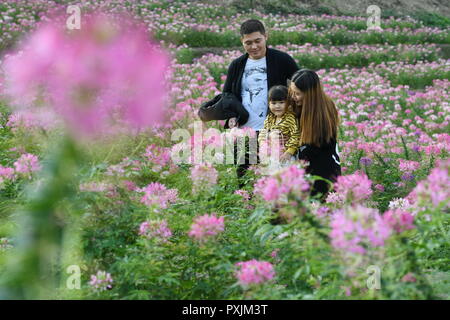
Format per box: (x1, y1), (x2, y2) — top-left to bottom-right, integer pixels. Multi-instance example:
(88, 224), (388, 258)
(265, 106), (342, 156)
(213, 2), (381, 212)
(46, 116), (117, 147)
(240, 56), (268, 130)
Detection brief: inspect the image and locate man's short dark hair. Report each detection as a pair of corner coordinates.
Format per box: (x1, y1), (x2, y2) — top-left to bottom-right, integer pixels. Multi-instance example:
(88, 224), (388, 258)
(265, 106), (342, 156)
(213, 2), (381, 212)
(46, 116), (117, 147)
(240, 19), (266, 37)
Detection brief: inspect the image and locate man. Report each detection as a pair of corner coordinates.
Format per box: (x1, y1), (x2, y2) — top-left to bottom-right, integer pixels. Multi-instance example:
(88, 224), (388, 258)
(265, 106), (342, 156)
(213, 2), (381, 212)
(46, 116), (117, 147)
(222, 19), (300, 186)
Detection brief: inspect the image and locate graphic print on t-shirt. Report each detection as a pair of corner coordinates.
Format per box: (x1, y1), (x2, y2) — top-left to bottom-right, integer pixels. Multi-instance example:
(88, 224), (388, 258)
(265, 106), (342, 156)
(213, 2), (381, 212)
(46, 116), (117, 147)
(241, 57), (268, 130)
(243, 67), (266, 106)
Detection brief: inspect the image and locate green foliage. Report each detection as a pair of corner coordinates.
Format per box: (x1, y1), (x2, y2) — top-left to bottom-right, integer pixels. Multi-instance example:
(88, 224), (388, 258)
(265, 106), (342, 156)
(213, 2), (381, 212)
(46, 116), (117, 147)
(313, 6), (333, 15)
(157, 28), (450, 47)
(175, 47), (201, 64)
(412, 12), (450, 28)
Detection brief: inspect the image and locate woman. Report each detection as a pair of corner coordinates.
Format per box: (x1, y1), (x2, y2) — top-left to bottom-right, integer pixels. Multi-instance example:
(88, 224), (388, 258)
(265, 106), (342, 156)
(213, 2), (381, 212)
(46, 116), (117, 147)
(287, 69), (341, 200)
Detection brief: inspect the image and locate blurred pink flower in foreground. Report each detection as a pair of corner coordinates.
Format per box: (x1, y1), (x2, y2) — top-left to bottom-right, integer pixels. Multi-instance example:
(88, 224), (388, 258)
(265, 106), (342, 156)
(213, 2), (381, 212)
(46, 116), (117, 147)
(188, 213), (224, 242)
(235, 259), (275, 287)
(330, 205), (392, 255)
(334, 171), (372, 203)
(2, 13), (169, 139)
(407, 159), (449, 209)
(382, 209), (415, 233)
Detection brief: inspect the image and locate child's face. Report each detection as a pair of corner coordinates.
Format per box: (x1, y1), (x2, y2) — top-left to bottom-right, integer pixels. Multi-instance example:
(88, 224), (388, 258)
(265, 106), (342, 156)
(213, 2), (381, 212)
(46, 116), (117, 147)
(269, 100), (286, 117)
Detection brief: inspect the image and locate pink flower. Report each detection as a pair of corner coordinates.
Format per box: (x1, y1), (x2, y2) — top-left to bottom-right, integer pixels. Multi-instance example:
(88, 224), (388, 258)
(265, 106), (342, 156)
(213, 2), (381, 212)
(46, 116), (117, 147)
(3, 13), (169, 139)
(326, 192), (345, 205)
(89, 270), (113, 291)
(254, 177), (280, 201)
(253, 164), (309, 203)
(383, 209), (415, 233)
(144, 144), (172, 172)
(0, 165), (15, 187)
(6, 109), (59, 132)
(122, 180), (137, 192)
(235, 259), (275, 287)
(234, 189), (250, 201)
(106, 157), (142, 176)
(334, 171), (372, 203)
(315, 206), (331, 218)
(188, 214), (225, 241)
(13, 153), (41, 178)
(345, 287), (352, 296)
(138, 220), (172, 242)
(190, 163), (218, 194)
(398, 159), (420, 173)
(139, 182), (178, 209)
(330, 205), (392, 255)
(278, 165), (310, 194)
(79, 181), (114, 193)
(270, 249), (280, 258)
(407, 159), (449, 209)
(401, 273), (417, 283)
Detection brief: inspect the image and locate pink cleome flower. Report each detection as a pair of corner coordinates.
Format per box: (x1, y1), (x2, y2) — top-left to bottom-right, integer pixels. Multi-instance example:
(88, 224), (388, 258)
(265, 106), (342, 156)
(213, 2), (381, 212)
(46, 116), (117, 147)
(13, 153), (41, 178)
(143, 144), (171, 172)
(401, 273), (417, 283)
(139, 182), (178, 209)
(330, 205), (392, 255)
(3, 12), (170, 139)
(253, 164), (309, 203)
(89, 270), (113, 292)
(407, 159), (449, 208)
(234, 189), (250, 201)
(382, 209), (415, 233)
(138, 219), (172, 242)
(334, 171), (372, 203)
(0, 165), (15, 186)
(188, 214), (225, 242)
(398, 159), (420, 173)
(235, 259), (275, 287)
(190, 163), (218, 194)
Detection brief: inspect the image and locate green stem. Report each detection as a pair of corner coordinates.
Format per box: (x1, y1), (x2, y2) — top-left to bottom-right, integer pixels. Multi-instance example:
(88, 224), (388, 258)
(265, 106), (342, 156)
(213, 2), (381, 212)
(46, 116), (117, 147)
(400, 136), (409, 160)
(401, 237), (437, 300)
(355, 150), (363, 170)
(0, 136), (81, 299)
(373, 152), (388, 168)
(364, 164), (370, 180)
(131, 135), (146, 157)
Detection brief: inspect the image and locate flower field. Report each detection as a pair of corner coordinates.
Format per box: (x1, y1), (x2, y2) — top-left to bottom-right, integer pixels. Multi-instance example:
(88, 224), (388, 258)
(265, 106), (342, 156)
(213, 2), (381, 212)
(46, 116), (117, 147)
(0, 0), (449, 300)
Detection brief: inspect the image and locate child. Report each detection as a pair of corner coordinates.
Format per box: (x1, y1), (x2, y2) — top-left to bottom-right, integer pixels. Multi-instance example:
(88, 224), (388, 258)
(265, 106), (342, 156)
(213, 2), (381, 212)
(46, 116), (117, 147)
(258, 85), (300, 170)
(287, 69), (341, 200)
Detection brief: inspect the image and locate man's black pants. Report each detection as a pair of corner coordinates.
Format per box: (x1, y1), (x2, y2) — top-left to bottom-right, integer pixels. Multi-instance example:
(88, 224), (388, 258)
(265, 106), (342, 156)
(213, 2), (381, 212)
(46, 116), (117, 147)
(234, 130), (260, 188)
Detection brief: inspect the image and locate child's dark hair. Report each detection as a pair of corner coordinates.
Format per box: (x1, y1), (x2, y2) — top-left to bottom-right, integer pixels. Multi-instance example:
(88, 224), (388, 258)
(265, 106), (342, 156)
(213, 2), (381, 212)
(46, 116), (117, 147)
(240, 19), (266, 37)
(268, 85), (288, 102)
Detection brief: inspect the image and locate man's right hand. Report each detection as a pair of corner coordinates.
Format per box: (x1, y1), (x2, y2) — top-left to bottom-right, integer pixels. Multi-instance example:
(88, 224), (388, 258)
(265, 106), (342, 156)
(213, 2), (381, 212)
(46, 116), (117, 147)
(228, 117), (237, 128)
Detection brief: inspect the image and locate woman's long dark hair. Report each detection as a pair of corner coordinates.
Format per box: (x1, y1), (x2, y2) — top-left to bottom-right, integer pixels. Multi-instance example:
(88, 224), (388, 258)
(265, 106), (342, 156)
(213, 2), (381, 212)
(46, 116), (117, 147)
(288, 69), (339, 147)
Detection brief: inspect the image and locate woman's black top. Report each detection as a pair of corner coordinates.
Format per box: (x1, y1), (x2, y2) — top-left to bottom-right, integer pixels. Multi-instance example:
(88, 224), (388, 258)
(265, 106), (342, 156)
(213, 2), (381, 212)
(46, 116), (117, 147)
(296, 138), (341, 197)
